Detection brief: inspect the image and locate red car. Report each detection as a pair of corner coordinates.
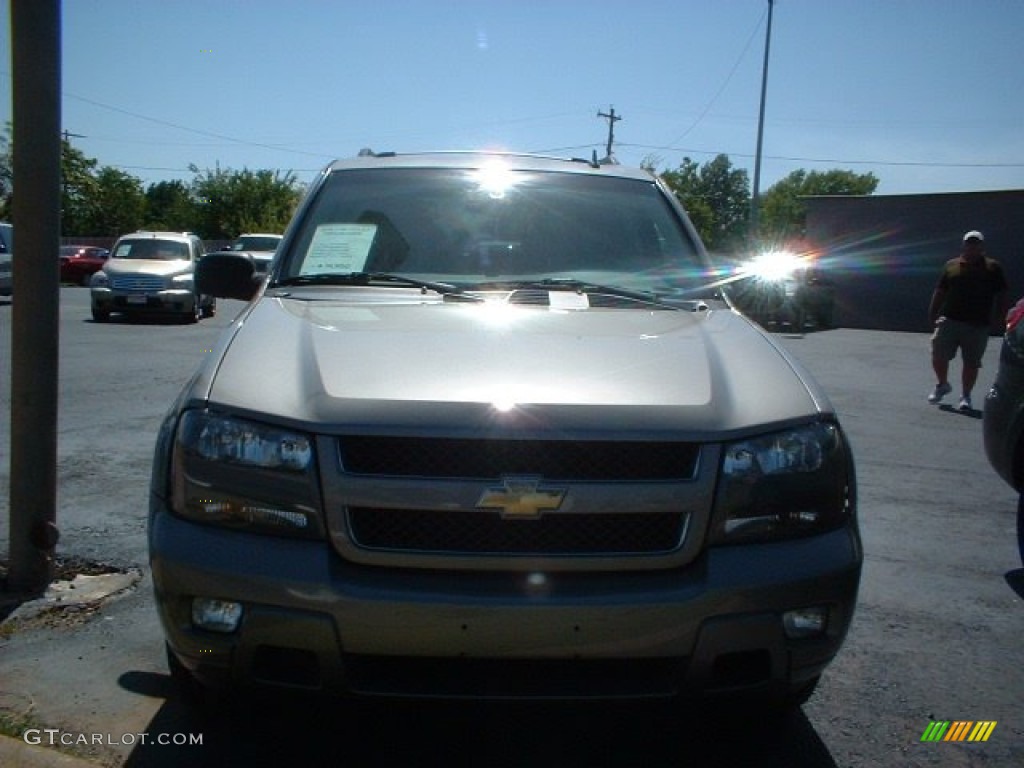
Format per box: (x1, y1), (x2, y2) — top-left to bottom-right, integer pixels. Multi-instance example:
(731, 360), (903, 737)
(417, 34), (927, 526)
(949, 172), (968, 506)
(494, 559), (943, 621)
(60, 245), (110, 285)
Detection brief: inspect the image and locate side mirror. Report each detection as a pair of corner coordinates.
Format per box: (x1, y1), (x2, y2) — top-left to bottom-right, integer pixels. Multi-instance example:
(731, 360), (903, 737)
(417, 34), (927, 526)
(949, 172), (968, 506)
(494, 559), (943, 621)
(196, 251), (261, 300)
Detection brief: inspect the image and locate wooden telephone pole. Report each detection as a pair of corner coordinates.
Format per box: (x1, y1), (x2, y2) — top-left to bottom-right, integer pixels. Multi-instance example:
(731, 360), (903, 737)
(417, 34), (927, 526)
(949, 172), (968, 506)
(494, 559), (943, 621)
(596, 106), (622, 161)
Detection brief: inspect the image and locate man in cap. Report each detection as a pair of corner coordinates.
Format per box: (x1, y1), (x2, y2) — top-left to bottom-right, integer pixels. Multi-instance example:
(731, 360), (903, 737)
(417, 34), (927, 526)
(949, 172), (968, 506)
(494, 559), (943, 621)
(927, 230), (1009, 410)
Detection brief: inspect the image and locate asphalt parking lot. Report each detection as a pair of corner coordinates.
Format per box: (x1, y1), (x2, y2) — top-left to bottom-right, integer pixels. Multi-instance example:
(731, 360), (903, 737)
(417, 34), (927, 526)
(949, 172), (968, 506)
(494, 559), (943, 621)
(0, 288), (1021, 767)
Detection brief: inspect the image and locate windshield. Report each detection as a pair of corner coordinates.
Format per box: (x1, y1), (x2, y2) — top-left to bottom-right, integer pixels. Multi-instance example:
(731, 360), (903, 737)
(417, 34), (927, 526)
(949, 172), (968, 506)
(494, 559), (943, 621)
(112, 240), (189, 261)
(280, 167), (712, 298)
(231, 236), (281, 252)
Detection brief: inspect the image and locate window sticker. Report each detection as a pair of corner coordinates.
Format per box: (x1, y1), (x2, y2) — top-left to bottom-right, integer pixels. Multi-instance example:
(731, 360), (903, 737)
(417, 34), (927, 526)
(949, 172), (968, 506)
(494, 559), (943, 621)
(301, 223), (378, 275)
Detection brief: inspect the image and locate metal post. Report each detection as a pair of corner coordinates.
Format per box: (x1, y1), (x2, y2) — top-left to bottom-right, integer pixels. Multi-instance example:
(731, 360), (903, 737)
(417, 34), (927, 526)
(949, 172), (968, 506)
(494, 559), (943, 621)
(7, 0), (62, 593)
(750, 0), (774, 240)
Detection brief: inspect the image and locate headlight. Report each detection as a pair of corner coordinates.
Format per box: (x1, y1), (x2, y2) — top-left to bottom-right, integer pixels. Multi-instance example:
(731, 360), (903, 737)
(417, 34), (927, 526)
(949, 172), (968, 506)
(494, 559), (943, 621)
(711, 422), (853, 544)
(170, 410), (322, 538)
(190, 412), (312, 469)
(171, 273), (194, 287)
(90, 271), (109, 288)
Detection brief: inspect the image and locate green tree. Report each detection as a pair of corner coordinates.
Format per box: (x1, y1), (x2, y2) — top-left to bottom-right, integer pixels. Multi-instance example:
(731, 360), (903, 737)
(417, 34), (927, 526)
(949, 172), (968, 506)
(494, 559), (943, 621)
(759, 169), (878, 241)
(0, 123), (12, 220)
(60, 139), (100, 236)
(145, 180), (199, 232)
(659, 154), (750, 252)
(85, 167), (146, 236)
(190, 165), (302, 239)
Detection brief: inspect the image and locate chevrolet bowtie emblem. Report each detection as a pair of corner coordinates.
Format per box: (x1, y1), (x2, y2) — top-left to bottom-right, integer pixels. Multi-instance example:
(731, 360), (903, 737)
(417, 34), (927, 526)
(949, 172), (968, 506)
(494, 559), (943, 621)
(476, 476), (567, 519)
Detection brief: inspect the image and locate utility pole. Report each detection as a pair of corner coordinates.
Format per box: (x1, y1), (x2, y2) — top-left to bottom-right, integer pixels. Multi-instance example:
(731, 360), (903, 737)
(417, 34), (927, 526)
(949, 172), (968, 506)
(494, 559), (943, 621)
(596, 106), (622, 161)
(8, 0), (62, 594)
(750, 0), (774, 240)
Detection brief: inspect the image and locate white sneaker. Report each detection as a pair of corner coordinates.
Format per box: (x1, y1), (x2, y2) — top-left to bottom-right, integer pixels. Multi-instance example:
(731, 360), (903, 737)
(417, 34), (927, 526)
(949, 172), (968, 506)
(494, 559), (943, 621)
(958, 395), (972, 411)
(928, 382), (952, 403)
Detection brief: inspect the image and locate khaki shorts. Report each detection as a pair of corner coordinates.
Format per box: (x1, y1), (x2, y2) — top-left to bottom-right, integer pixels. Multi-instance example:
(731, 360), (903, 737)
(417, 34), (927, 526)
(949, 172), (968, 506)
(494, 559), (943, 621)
(931, 317), (990, 368)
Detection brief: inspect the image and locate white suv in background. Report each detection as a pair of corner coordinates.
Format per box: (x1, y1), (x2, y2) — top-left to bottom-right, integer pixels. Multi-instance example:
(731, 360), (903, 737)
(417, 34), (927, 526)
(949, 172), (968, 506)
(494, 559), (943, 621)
(90, 231), (215, 323)
(226, 232), (283, 274)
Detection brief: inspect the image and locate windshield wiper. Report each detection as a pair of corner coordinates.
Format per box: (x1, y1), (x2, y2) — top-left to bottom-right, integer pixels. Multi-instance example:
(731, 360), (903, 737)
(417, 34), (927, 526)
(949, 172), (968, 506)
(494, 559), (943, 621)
(274, 272), (482, 301)
(484, 278), (684, 311)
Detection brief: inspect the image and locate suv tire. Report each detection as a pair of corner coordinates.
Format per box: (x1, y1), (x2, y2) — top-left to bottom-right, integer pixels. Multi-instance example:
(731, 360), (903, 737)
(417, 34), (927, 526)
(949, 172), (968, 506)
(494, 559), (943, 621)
(181, 296), (201, 324)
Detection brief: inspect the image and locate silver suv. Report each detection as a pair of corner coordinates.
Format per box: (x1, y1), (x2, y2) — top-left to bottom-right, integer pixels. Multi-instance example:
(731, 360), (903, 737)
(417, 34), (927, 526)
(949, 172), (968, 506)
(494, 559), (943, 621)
(150, 152), (862, 709)
(90, 231), (214, 322)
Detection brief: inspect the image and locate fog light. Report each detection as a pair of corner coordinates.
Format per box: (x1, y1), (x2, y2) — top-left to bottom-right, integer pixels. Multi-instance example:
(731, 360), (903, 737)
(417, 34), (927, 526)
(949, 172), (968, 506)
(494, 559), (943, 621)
(782, 606), (828, 639)
(192, 597), (243, 633)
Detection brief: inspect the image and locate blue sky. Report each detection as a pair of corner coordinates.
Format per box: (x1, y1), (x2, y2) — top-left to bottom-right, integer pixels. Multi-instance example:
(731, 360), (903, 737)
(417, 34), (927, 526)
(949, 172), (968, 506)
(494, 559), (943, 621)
(3, 0), (1023, 194)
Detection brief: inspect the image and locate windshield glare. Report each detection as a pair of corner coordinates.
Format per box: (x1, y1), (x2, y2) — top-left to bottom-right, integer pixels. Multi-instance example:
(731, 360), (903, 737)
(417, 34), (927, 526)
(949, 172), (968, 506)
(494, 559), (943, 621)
(282, 168), (711, 297)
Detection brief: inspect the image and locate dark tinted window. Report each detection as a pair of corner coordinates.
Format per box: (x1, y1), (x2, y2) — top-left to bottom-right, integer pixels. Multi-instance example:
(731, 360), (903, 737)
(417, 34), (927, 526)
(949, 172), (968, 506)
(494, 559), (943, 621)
(232, 236), (281, 251)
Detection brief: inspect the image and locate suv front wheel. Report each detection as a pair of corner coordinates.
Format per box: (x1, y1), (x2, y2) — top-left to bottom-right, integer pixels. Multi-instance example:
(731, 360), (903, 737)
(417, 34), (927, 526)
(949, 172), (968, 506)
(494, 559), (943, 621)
(181, 295), (202, 324)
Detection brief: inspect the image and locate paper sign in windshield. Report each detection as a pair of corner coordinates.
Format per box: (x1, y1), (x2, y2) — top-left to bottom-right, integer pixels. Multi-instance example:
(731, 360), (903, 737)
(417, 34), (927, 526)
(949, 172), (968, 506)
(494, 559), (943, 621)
(302, 223), (377, 275)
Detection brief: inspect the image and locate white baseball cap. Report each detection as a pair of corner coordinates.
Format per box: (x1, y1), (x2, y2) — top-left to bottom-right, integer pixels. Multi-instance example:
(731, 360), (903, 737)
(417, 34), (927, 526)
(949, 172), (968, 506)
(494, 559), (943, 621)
(963, 230), (984, 242)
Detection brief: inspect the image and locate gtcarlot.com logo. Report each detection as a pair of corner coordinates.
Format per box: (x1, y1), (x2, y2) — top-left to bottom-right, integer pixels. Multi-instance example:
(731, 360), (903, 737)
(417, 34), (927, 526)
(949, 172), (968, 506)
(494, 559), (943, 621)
(920, 721), (997, 742)
(23, 729), (203, 747)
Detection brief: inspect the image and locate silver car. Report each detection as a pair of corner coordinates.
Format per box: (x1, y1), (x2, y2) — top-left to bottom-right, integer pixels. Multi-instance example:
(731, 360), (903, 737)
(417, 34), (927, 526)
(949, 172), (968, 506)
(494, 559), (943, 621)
(90, 231), (215, 323)
(0, 222), (12, 296)
(150, 152), (862, 709)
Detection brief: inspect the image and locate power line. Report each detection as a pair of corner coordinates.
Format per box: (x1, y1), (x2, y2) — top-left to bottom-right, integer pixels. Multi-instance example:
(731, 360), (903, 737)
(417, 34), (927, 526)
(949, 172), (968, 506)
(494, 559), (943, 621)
(617, 143), (1024, 169)
(63, 91), (335, 160)
(666, 5), (769, 147)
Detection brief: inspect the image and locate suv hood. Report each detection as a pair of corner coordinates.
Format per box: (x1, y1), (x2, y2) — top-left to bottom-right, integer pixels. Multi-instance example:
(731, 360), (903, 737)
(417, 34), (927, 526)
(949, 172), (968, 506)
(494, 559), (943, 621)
(106, 259), (191, 277)
(199, 296), (828, 437)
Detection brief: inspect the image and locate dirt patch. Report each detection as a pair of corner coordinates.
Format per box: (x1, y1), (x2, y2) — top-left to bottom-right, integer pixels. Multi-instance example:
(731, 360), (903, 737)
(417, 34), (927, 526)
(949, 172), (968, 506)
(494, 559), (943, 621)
(0, 555), (139, 632)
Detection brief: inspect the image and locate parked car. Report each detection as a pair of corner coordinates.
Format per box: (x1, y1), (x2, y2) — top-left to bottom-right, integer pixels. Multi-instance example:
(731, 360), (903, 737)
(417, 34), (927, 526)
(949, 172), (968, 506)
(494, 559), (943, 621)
(150, 151), (862, 710)
(60, 244), (110, 286)
(90, 231), (215, 323)
(983, 298), (1024, 563)
(0, 222), (11, 296)
(728, 251), (835, 332)
(225, 232), (282, 273)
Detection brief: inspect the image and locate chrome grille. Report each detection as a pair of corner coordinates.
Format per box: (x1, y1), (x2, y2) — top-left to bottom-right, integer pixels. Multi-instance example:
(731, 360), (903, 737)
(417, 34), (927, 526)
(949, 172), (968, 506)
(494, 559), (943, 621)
(338, 437), (700, 481)
(111, 275), (166, 292)
(347, 507), (688, 555)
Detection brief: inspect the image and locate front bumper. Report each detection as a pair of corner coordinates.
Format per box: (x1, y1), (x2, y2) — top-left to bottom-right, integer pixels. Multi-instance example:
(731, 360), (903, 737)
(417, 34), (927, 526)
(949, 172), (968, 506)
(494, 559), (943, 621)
(92, 287), (196, 314)
(150, 503), (862, 701)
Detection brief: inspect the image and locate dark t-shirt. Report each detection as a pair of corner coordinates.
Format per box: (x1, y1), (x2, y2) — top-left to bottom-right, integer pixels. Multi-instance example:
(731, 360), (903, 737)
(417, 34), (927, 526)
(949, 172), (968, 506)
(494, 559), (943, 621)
(937, 257), (1008, 326)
